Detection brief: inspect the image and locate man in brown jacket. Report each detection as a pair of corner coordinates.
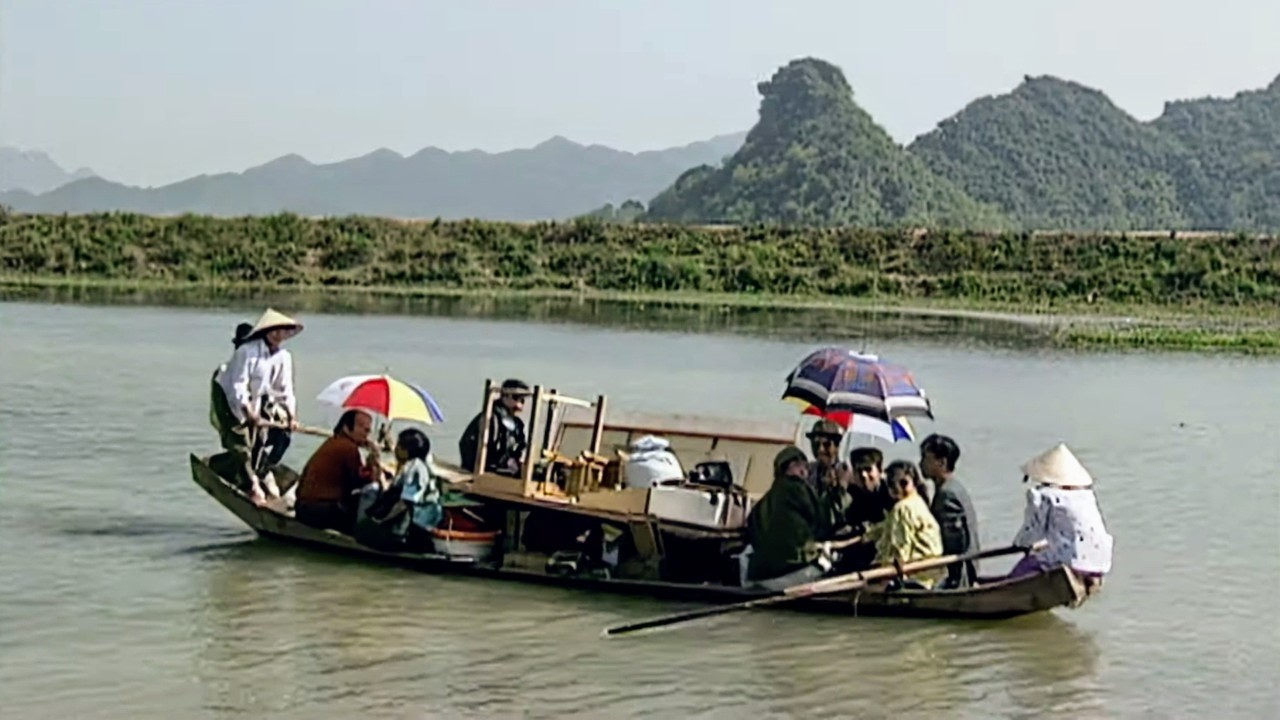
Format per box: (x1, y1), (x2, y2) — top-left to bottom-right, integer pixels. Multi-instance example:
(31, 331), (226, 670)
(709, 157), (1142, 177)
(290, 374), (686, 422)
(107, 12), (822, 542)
(295, 410), (382, 532)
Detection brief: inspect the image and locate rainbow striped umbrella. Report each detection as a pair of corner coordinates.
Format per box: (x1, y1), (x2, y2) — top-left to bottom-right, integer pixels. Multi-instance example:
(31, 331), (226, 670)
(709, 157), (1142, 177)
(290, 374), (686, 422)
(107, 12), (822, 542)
(316, 374), (446, 425)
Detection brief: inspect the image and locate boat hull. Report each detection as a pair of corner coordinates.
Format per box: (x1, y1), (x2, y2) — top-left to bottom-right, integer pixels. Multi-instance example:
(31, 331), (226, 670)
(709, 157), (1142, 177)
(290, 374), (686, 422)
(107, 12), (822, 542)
(190, 454), (1089, 620)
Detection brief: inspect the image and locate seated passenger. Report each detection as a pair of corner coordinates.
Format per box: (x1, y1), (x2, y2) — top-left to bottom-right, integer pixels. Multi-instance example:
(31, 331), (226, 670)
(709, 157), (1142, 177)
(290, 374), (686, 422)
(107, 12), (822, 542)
(834, 446), (894, 572)
(355, 428), (444, 551)
(295, 410), (381, 532)
(844, 446), (893, 532)
(921, 433), (981, 588)
(806, 420), (853, 529)
(1007, 443), (1114, 594)
(458, 378), (529, 476)
(742, 446), (836, 591)
(863, 461), (945, 589)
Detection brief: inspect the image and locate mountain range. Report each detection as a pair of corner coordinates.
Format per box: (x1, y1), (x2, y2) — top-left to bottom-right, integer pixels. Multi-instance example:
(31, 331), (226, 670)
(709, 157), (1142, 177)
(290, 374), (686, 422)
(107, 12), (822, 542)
(2, 58), (1275, 230)
(0, 134), (745, 221)
(0, 148), (96, 194)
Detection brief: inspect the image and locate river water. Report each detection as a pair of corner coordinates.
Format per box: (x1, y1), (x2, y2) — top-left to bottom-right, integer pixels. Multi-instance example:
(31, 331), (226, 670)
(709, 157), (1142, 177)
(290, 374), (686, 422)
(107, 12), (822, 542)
(1, 299), (1277, 719)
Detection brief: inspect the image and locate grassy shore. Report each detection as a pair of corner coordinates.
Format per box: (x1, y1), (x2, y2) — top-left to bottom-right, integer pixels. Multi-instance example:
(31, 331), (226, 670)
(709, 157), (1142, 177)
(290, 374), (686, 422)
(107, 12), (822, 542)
(1, 211), (1277, 353)
(5, 273), (1278, 353)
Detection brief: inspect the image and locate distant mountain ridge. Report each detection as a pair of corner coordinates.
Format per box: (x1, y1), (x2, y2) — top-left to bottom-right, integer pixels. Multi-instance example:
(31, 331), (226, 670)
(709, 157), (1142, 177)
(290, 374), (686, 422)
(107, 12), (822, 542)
(0, 147), (96, 194)
(0, 134), (747, 221)
(3, 63), (1275, 230)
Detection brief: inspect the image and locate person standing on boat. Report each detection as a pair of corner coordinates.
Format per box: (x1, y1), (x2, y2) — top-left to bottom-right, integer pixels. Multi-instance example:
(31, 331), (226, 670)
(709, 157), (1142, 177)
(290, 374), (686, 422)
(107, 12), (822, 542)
(1007, 443), (1113, 594)
(920, 434), (980, 588)
(209, 321), (254, 465)
(458, 378), (529, 476)
(743, 446), (839, 590)
(215, 308), (304, 503)
(209, 322), (254, 440)
(295, 409), (382, 532)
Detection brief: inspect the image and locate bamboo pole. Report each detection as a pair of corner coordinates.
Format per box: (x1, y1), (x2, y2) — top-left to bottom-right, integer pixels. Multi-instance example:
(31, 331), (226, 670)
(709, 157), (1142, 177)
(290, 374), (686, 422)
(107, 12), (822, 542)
(473, 378), (496, 474)
(521, 384), (544, 496)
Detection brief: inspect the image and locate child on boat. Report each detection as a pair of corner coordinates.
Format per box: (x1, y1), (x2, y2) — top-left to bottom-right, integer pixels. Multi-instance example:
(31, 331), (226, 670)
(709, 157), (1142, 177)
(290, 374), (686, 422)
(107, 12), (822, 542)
(1007, 443), (1113, 592)
(863, 460), (945, 589)
(355, 428), (444, 551)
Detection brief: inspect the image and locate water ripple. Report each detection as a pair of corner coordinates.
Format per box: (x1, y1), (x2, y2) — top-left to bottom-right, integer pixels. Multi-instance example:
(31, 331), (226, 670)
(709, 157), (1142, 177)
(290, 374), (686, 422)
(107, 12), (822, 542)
(2, 301), (1278, 719)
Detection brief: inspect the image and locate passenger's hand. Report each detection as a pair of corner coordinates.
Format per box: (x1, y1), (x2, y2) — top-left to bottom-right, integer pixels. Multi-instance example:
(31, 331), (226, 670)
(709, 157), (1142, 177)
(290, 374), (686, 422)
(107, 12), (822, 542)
(835, 461), (853, 489)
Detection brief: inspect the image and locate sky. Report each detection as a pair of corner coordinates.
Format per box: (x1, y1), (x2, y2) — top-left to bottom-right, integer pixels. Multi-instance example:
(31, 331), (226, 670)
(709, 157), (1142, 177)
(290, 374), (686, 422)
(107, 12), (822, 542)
(1, 0), (1277, 187)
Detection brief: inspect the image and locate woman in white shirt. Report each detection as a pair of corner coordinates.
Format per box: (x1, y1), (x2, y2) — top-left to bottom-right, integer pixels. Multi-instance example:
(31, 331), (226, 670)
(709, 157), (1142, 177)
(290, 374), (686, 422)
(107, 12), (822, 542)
(1008, 443), (1114, 592)
(216, 308), (303, 502)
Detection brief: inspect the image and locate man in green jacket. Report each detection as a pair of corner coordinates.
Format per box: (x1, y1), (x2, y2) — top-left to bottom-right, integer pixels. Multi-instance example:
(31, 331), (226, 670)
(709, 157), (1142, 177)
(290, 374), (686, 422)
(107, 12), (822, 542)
(744, 445), (838, 590)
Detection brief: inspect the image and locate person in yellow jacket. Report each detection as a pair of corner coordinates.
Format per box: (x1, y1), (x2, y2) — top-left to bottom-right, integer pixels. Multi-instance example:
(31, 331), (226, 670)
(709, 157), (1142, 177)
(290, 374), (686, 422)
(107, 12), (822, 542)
(863, 460), (945, 589)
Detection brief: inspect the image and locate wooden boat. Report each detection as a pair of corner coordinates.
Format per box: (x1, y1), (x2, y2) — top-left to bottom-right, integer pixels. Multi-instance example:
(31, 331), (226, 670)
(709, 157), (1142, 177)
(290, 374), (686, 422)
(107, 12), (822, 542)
(188, 381), (1095, 621)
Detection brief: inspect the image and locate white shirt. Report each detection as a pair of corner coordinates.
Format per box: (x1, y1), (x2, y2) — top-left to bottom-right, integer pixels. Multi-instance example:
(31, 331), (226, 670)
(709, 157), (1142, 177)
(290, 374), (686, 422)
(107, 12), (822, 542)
(1012, 485), (1114, 574)
(217, 339), (297, 422)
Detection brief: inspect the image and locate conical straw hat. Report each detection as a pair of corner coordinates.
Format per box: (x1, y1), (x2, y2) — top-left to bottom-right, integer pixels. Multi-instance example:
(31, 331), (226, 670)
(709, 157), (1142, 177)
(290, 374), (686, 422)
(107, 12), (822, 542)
(1020, 442), (1094, 488)
(248, 308), (303, 340)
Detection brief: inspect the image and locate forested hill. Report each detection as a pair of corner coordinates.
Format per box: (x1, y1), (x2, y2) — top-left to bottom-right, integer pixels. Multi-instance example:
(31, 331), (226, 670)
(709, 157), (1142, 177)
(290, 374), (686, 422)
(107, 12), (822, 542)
(909, 73), (1279, 231)
(1150, 76), (1279, 230)
(644, 58), (1008, 228)
(647, 59), (1278, 232)
(907, 76), (1193, 231)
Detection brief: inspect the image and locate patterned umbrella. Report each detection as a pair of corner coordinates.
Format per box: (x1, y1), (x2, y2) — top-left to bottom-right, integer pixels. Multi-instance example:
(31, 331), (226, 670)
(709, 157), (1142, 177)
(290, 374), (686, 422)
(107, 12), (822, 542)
(782, 347), (933, 424)
(316, 374), (446, 425)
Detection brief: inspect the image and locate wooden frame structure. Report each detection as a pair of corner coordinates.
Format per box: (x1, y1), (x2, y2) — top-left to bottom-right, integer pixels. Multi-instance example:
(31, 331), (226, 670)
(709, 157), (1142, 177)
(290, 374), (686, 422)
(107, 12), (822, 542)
(471, 378), (609, 499)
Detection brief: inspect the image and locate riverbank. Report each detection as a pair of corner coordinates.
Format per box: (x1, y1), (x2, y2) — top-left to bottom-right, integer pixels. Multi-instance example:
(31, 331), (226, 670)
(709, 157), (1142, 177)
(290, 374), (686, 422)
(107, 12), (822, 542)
(1, 211), (1276, 352)
(4, 274), (1278, 353)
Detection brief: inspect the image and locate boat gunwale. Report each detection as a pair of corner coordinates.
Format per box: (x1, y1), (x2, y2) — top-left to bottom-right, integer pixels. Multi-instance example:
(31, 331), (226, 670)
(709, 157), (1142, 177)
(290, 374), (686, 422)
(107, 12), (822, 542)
(189, 453), (1090, 619)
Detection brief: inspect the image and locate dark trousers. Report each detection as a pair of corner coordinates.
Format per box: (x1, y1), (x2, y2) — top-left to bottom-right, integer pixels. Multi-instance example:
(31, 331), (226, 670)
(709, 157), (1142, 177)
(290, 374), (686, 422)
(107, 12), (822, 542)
(296, 501), (353, 534)
(253, 426), (291, 475)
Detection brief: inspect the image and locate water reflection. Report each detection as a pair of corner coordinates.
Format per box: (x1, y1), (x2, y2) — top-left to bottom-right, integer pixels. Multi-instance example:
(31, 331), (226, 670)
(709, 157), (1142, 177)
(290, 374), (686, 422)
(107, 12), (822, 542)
(186, 535), (1100, 719)
(1, 283), (1055, 350)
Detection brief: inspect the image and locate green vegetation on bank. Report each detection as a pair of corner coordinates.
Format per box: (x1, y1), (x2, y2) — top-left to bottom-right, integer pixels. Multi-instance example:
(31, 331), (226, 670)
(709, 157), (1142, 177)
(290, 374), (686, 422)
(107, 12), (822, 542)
(3, 209), (1278, 315)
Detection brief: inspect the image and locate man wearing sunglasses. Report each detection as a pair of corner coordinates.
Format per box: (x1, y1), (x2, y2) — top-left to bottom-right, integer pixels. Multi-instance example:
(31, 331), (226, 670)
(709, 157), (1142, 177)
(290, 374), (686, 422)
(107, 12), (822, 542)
(806, 419), (854, 531)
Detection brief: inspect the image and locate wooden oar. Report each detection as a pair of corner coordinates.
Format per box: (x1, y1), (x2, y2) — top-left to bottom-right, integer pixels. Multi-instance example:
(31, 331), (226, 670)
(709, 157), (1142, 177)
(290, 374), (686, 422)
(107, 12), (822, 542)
(259, 421), (398, 476)
(601, 539), (1048, 637)
(260, 421), (330, 438)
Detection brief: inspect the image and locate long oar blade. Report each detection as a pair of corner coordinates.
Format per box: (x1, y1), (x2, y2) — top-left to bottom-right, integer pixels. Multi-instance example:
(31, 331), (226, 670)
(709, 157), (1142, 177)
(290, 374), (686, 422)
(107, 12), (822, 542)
(602, 540), (1046, 637)
(601, 594), (781, 637)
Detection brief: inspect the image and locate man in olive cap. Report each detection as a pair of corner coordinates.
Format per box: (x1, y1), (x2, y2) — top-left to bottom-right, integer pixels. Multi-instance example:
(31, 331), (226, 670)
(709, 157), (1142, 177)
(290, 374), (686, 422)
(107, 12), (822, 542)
(806, 419), (854, 531)
(743, 445), (839, 590)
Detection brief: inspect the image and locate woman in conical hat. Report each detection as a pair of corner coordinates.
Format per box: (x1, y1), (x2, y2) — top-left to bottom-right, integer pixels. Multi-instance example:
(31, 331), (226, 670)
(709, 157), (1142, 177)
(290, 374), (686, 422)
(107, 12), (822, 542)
(1007, 443), (1114, 589)
(244, 308), (304, 343)
(215, 308), (304, 503)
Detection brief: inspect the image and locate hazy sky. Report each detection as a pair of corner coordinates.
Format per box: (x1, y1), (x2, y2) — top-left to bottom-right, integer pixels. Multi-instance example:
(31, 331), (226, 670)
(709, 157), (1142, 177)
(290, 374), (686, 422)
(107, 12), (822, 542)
(2, 0), (1276, 187)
